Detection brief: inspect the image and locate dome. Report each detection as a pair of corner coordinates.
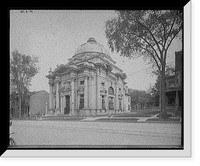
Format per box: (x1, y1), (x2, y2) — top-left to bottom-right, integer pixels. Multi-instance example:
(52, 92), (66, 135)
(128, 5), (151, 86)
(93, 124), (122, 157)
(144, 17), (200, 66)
(74, 37), (110, 57)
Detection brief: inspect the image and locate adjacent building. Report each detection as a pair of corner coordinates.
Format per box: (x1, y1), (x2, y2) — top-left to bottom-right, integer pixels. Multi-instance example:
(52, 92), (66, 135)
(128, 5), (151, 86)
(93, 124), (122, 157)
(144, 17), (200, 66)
(10, 90), (49, 118)
(165, 50), (182, 116)
(29, 90), (49, 116)
(46, 38), (131, 116)
(10, 92), (31, 118)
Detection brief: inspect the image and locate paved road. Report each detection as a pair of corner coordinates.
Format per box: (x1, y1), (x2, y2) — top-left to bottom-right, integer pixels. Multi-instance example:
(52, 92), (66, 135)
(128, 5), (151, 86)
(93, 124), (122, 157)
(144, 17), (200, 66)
(10, 120), (182, 147)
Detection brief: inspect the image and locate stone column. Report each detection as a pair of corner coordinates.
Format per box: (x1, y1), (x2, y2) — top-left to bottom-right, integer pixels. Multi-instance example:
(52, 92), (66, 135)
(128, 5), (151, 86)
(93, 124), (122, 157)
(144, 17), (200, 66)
(96, 72), (98, 112)
(63, 95), (66, 113)
(96, 70), (101, 111)
(48, 79), (53, 114)
(90, 75), (95, 115)
(104, 89), (108, 112)
(84, 76), (88, 110)
(71, 79), (75, 115)
(60, 95), (63, 114)
(45, 102), (48, 115)
(122, 83), (125, 112)
(55, 81), (60, 114)
(115, 82), (118, 112)
(88, 76), (91, 113)
(47, 69), (54, 114)
(175, 90), (179, 107)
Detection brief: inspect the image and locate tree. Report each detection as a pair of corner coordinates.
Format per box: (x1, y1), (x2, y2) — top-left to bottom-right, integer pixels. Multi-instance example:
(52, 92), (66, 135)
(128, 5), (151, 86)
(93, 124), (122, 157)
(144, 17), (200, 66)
(129, 89), (152, 110)
(10, 50), (39, 117)
(149, 65), (175, 108)
(105, 10), (182, 119)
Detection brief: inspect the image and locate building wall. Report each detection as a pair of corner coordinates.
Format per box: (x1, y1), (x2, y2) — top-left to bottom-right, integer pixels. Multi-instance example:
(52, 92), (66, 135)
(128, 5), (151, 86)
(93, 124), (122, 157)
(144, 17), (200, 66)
(47, 57), (130, 116)
(29, 91), (49, 116)
(124, 95), (131, 112)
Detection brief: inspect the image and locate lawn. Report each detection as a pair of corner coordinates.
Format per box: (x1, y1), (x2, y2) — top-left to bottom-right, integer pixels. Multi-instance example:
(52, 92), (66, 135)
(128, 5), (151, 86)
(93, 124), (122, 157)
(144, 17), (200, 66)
(95, 118), (139, 123)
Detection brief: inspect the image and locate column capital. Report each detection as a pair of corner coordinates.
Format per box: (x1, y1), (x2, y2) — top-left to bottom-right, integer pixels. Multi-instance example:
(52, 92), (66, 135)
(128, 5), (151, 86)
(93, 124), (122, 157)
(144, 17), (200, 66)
(48, 79), (54, 85)
(70, 77), (76, 81)
(55, 76), (61, 83)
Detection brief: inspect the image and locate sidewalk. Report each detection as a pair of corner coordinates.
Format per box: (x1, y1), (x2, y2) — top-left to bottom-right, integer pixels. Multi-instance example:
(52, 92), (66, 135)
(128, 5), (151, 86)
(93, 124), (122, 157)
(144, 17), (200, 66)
(13, 113), (181, 123)
(81, 117), (103, 121)
(137, 117), (150, 122)
(93, 113), (181, 123)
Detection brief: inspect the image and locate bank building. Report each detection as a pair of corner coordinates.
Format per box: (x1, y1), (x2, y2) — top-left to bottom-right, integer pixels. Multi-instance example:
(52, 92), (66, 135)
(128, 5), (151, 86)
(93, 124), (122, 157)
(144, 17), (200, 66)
(46, 38), (131, 116)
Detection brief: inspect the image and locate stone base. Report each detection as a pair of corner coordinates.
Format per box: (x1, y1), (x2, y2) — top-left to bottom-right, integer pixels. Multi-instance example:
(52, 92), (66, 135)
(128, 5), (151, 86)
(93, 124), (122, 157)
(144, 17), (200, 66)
(49, 108), (55, 114)
(55, 108), (61, 115)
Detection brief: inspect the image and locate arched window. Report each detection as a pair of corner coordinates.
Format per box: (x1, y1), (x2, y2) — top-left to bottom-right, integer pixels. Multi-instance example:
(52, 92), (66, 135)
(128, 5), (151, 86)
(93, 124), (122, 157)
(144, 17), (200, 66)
(108, 87), (114, 95)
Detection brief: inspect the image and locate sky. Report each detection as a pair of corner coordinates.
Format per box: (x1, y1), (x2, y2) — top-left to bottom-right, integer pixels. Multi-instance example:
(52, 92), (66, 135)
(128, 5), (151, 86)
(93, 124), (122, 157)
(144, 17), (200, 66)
(10, 10), (182, 93)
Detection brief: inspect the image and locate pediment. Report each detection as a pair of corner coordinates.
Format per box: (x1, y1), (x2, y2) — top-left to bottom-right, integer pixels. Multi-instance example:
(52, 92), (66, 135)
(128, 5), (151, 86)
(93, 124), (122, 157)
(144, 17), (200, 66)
(53, 64), (79, 75)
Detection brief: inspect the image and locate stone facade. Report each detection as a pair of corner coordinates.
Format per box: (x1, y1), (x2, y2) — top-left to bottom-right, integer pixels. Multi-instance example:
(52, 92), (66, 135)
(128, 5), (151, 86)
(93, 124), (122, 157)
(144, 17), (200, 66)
(46, 38), (131, 116)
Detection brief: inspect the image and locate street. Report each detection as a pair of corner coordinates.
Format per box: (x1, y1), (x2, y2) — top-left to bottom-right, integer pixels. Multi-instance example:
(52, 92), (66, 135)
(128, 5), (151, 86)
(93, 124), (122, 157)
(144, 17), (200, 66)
(10, 120), (182, 148)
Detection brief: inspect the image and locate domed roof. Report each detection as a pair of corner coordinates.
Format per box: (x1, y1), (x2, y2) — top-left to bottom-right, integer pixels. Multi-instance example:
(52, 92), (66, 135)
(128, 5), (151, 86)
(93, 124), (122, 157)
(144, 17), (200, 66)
(74, 38), (110, 56)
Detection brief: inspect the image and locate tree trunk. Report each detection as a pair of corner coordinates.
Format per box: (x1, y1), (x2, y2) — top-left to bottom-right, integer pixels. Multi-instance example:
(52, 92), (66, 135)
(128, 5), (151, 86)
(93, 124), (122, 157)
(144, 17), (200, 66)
(159, 75), (162, 119)
(160, 70), (167, 119)
(19, 96), (22, 118)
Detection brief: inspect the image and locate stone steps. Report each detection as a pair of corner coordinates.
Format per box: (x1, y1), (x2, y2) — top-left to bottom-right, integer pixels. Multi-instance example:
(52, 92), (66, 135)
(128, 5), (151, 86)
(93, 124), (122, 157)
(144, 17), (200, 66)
(42, 115), (85, 120)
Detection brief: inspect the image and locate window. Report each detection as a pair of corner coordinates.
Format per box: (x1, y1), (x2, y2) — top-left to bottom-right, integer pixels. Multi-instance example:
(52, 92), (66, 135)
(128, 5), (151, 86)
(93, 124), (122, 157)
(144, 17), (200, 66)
(168, 96), (175, 105)
(101, 82), (105, 90)
(79, 94), (84, 109)
(80, 80), (84, 85)
(102, 96), (105, 109)
(108, 87), (114, 95)
(109, 97), (114, 110)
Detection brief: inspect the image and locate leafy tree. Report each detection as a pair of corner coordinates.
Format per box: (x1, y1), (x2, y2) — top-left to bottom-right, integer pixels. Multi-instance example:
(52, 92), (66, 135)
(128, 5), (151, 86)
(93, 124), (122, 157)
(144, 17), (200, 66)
(10, 50), (39, 117)
(149, 65), (175, 107)
(129, 89), (152, 110)
(105, 10), (182, 119)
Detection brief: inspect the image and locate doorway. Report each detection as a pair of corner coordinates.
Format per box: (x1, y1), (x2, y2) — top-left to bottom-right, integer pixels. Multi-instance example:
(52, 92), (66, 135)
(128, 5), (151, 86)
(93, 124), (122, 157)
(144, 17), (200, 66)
(64, 95), (70, 114)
